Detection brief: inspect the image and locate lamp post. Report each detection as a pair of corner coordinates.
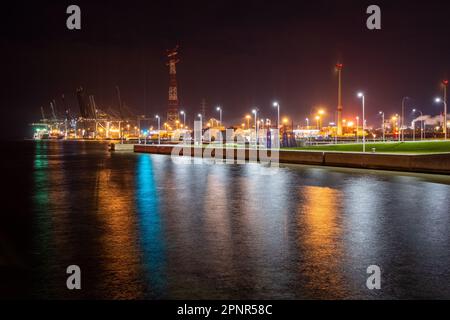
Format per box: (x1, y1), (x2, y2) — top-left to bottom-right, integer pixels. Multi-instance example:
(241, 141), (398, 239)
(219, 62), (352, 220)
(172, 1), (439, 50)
(315, 116), (320, 130)
(252, 109), (258, 146)
(317, 109), (325, 129)
(392, 115), (400, 141)
(435, 97), (448, 140)
(216, 106), (222, 128)
(273, 102), (280, 130)
(155, 115), (160, 145)
(412, 109), (424, 140)
(180, 110), (186, 128)
(245, 115), (251, 130)
(197, 113), (203, 144)
(401, 97), (410, 141)
(273, 102), (280, 148)
(357, 92), (366, 152)
(305, 118), (309, 129)
(379, 111), (385, 142)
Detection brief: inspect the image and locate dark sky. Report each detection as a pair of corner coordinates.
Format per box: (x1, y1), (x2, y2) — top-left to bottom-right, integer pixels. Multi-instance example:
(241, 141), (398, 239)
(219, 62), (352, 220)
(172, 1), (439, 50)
(2, 0), (450, 138)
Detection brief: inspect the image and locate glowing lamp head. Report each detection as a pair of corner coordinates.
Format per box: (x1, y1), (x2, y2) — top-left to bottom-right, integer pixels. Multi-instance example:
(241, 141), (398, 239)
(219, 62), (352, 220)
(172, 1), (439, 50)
(435, 98), (442, 103)
(198, 114), (202, 118)
(155, 115), (159, 119)
(216, 106), (221, 111)
(273, 102), (279, 107)
(180, 110), (184, 115)
(318, 109), (325, 115)
(252, 109), (257, 114)
(357, 92), (364, 98)
(412, 109), (416, 112)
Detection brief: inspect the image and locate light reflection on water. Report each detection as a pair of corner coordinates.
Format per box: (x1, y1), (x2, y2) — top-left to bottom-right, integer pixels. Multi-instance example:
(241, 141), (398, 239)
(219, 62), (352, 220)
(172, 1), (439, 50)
(17, 141), (450, 299)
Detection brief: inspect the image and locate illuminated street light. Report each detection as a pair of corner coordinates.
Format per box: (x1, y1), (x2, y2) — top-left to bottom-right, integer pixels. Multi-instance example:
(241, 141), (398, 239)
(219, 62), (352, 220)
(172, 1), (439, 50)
(315, 115), (320, 130)
(252, 109), (258, 146)
(357, 92), (366, 152)
(412, 109), (424, 140)
(180, 110), (186, 128)
(379, 111), (385, 142)
(391, 114), (400, 141)
(272, 102), (280, 149)
(273, 101), (280, 130)
(155, 115), (160, 145)
(305, 118), (309, 129)
(435, 97), (448, 140)
(245, 115), (251, 129)
(198, 113), (202, 126)
(401, 97), (410, 141)
(216, 106), (222, 128)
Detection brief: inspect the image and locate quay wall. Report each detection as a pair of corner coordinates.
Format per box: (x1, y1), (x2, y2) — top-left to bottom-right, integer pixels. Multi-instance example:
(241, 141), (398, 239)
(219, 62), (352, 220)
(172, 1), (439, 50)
(133, 144), (450, 175)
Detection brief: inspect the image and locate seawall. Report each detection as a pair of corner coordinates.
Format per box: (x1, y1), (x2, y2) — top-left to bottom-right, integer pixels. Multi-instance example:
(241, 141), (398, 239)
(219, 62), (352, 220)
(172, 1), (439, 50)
(134, 144), (450, 175)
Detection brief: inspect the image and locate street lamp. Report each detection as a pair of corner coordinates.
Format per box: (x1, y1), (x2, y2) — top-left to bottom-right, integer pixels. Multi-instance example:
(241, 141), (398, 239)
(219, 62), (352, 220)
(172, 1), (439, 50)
(401, 97), (410, 141)
(315, 115), (320, 130)
(155, 115), (160, 145)
(412, 109), (424, 140)
(357, 92), (366, 152)
(435, 97), (448, 140)
(305, 118), (309, 129)
(379, 111), (385, 142)
(392, 115), (400, 141)
(196, 114), (203, 145)
(273, 101), (280, 130)
(216, 106), (222, 128)
(252, 109), (258, 146)
(180, 110), (186, 128)
(245, 115), (251, 129)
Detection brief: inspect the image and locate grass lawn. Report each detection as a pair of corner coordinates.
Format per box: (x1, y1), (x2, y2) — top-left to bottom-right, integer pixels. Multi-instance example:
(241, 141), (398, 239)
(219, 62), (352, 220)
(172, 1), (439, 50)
(284, 140), (450, 154)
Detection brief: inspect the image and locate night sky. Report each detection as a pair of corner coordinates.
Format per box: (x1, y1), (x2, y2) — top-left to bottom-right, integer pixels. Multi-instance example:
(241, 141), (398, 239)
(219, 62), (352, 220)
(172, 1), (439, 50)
(2, 0), (450, 138)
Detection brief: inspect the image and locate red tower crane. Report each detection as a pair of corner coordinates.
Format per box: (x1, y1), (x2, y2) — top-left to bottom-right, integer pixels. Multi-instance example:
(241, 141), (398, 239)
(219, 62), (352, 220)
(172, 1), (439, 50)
(166, 46), (180, 126)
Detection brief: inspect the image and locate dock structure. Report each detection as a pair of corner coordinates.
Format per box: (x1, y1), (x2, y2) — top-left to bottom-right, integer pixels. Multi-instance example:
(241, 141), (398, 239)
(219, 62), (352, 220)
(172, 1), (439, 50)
(133, 144), (450, 175)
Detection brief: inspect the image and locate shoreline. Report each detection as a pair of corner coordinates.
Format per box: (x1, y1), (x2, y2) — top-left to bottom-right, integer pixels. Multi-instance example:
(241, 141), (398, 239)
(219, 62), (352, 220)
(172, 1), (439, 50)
(132, 144), (450, 175)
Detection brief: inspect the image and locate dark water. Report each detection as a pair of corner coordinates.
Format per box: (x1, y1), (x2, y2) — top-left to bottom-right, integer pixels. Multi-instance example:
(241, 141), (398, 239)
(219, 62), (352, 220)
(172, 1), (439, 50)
(1, 141), (450, 299)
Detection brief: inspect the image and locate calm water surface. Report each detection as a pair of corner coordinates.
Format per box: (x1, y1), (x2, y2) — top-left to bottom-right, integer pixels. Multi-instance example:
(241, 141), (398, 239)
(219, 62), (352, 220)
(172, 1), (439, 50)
(1, 141), (450, 299)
